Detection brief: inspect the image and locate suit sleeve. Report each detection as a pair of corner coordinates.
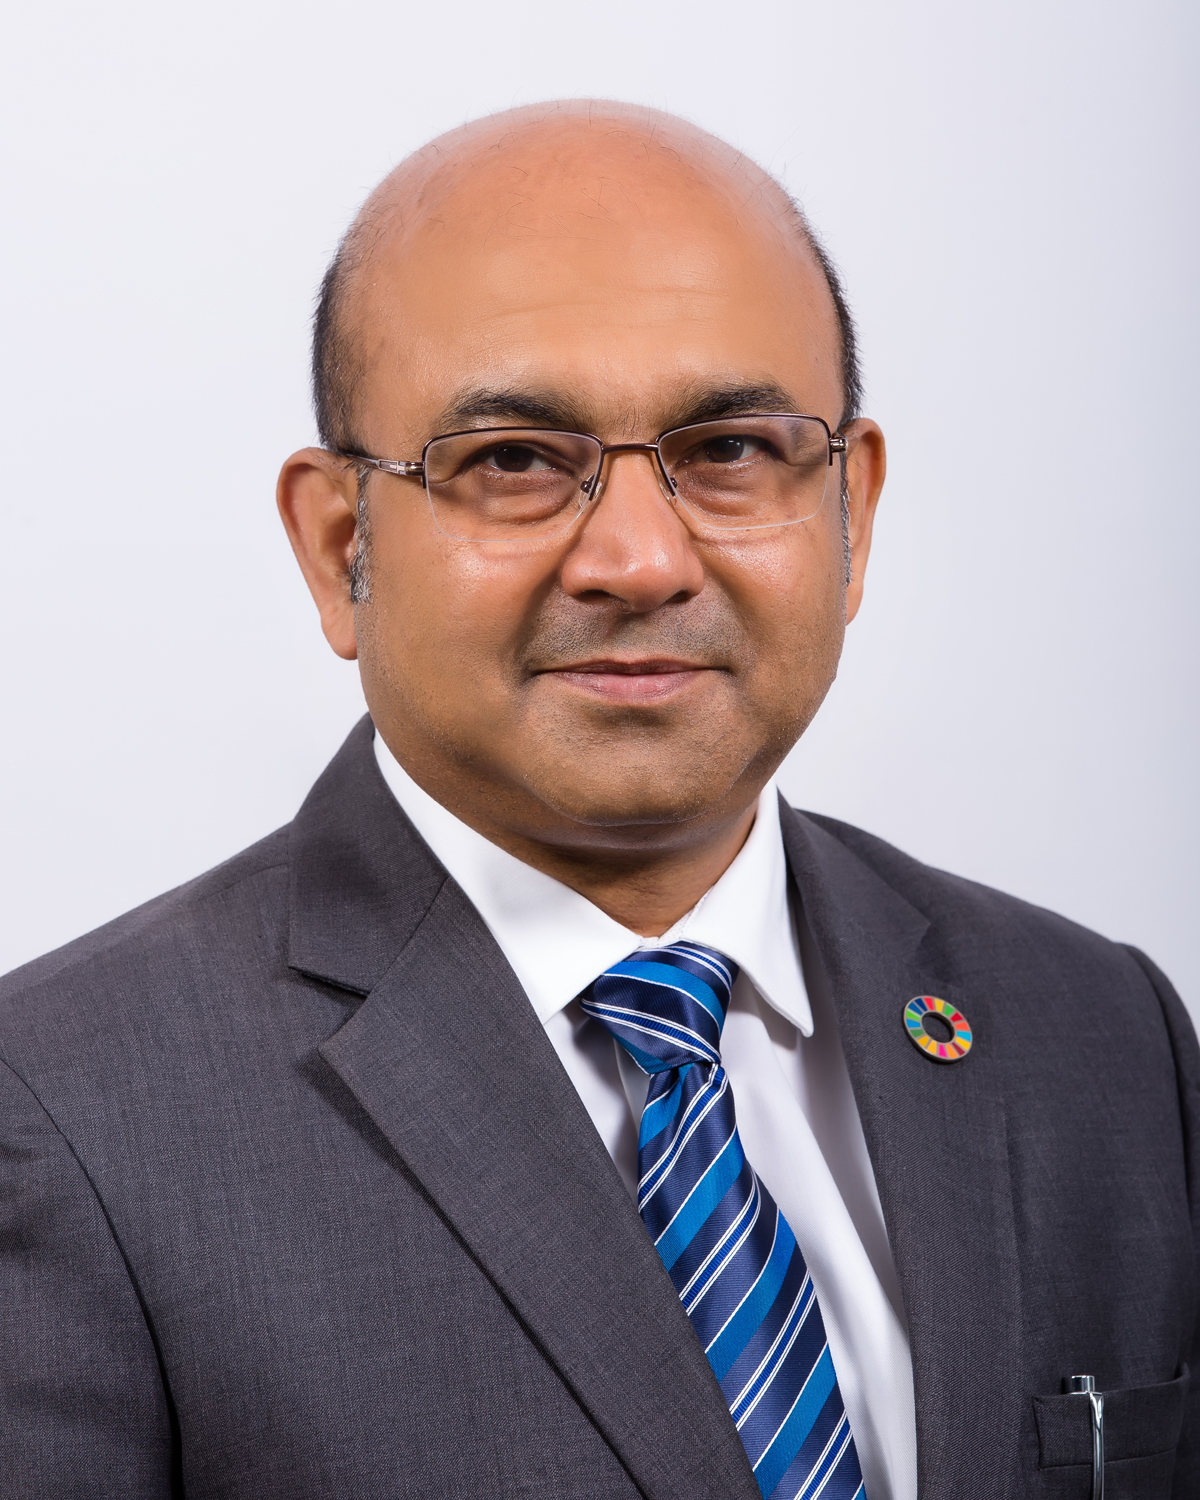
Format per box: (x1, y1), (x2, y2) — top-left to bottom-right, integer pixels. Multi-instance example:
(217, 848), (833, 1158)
(0, 1058), (177, 1498)
(1122, 946), (1200, 1495)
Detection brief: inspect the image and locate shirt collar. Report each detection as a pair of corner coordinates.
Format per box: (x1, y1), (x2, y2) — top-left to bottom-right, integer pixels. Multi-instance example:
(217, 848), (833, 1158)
(373, 731), (813, 1037)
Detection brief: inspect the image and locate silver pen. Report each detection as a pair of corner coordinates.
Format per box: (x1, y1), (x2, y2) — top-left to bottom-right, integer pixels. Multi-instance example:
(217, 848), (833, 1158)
(1063, 1375), (1104, 1500)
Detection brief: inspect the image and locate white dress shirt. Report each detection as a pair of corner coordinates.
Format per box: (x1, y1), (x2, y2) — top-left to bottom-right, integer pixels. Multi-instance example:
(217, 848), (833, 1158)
(374, 732), (917, 1500)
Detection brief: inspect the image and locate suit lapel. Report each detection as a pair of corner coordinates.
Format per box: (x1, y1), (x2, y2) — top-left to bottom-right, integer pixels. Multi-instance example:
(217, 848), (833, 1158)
(780, 801), (1024, 1500)
(292, 720), (758, 1500)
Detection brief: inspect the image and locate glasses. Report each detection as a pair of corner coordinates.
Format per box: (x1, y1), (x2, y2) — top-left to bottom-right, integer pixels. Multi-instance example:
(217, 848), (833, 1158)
(336, 414), (847, 543)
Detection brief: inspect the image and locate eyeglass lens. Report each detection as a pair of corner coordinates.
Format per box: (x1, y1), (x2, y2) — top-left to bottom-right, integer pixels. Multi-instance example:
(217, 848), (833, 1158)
(421, 416), (834, 541)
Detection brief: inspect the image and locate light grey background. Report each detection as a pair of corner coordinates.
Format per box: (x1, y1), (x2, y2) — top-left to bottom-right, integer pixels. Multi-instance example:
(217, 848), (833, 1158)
(2, 0), (1196, 1014)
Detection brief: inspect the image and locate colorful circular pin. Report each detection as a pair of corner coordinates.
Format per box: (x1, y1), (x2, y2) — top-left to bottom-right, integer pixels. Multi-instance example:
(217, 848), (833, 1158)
(903, 995), (973, 1062)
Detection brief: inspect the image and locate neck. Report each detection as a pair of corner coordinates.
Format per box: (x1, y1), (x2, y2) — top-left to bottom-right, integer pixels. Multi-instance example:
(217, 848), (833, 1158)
(469, 804), (760, 937)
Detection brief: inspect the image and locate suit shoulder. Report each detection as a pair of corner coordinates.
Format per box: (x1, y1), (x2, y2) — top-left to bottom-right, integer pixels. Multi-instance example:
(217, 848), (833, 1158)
(0, 825), (291, 1007)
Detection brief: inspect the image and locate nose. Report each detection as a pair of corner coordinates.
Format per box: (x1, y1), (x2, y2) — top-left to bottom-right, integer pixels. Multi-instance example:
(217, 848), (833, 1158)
(558, 448), (705, 611)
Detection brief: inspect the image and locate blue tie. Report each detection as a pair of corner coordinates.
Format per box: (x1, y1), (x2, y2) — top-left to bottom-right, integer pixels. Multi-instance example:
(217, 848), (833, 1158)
(581, 941), (865, 1500)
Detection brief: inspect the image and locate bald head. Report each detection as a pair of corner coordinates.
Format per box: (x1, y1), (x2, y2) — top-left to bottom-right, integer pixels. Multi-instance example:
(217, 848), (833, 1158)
(312, 100), (860, 452)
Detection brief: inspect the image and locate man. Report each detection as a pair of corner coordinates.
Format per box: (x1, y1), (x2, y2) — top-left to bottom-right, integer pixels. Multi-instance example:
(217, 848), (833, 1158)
(1, 100), (1195, 1500)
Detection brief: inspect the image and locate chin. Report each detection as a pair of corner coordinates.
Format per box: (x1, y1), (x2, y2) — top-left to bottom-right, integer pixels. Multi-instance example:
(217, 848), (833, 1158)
(523, 755), (754, 836)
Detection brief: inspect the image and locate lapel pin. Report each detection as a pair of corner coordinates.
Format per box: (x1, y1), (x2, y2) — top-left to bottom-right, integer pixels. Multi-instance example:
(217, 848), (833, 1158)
(904, 995), (973, 1062)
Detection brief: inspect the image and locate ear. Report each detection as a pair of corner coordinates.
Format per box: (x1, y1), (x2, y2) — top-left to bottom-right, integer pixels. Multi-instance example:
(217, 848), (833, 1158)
(841, 420), (886, 624)
(277, 448), (362, 661)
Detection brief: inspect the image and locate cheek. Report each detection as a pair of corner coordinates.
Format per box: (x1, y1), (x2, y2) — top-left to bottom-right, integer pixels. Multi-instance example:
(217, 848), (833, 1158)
(361, 508), (551, 700)
(715, 515), (846, 680)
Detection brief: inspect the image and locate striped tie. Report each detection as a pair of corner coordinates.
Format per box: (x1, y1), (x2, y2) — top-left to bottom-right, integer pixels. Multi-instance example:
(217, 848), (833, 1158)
(581, 941), (865, 1500)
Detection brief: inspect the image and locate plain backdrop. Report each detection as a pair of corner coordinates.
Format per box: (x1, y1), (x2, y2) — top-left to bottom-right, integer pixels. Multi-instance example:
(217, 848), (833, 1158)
(2, 0), (1196, 1016)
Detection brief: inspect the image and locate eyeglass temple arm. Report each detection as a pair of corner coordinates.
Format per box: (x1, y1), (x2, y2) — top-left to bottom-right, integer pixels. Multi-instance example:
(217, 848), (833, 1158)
(334, 450), (425, 480)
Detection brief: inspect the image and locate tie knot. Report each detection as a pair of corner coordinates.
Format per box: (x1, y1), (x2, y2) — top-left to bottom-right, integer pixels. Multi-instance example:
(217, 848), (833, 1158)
(580, 941), (738, 1074)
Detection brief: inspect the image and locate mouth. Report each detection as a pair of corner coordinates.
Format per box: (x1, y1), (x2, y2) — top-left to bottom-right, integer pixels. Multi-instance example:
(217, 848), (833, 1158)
(534, 657), (716, 704)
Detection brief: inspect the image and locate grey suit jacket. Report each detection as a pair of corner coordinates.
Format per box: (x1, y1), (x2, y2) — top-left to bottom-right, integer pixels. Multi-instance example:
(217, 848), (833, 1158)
(2, 717), (1196, 1499)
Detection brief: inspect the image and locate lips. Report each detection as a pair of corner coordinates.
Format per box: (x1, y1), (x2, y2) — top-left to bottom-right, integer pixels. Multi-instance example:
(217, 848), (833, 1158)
(536, 658), (713, 704)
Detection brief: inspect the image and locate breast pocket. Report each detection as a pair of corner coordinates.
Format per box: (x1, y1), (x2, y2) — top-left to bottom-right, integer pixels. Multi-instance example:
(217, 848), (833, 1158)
(1032, 1368), (1188, 1499)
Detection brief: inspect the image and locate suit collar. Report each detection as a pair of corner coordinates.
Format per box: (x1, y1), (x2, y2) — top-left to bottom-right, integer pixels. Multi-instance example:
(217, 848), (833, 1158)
(780, 799), (1024, 1499)
(287, 716), (448, 995)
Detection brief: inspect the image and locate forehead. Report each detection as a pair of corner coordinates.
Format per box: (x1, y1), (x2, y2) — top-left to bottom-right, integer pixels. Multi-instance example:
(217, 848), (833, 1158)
(350, 120), (843, 437)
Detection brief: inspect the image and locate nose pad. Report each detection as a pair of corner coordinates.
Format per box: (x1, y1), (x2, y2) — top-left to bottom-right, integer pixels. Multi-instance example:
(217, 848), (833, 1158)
(652, 453), (678, 503)
(580, 448), (678, 510)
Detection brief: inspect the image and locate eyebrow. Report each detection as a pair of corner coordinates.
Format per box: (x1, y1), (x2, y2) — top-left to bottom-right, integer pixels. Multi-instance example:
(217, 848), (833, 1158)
(662, 383), (800, 429)
(433, 381), (803, 439)
(435, 389), (586, 432)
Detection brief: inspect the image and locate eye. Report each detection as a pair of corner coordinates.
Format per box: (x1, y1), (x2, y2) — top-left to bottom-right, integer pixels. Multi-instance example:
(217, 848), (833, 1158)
(484, 444), (556, 474)
(698, 435), (769, 464)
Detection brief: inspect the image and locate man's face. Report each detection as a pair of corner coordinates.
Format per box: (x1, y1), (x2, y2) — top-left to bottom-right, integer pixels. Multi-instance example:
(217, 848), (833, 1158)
(292, 125), (883, 857)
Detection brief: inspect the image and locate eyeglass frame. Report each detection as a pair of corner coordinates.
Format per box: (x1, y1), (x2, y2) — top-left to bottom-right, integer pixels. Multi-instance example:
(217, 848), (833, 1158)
(331, 411), (849, 535)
